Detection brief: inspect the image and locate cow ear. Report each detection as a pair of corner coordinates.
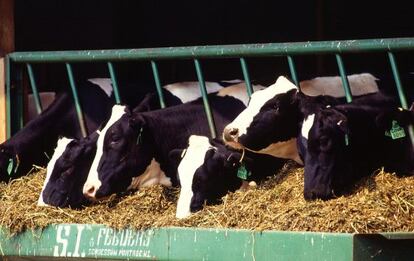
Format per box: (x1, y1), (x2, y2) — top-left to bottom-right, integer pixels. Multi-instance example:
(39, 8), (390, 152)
(376, 108), (413, 130)
(336, 118), (348, 134)
(133, 93), (157, 113)
(129, 114), (145, 130)
(204, 148), (216, 161)
(82, 142), (95, 155)
(169, 149), (185, 163)
(224, 152), (243, 169)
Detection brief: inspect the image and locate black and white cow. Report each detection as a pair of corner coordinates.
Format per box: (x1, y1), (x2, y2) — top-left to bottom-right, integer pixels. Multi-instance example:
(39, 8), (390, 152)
(170, 135), (286, 218)
(223, 74), (379, 163)
(0, 78), (234, 182)
(82, 95), (247, 200)
(38, 134), (98, 208)
(303, 100), (414, 200)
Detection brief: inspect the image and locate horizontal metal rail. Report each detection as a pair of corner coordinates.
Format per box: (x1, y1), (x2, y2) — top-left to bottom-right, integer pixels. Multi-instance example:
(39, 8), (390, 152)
(8, 38), (414, 63)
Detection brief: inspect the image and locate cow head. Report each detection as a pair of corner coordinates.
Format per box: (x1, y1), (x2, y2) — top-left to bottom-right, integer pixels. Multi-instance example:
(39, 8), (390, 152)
(304, 108), (351, 200)
(83, 104), (154, 200)
(172, 135), (246, 218)
(39, 135), (97, 208)
(223, 76), (301, 162)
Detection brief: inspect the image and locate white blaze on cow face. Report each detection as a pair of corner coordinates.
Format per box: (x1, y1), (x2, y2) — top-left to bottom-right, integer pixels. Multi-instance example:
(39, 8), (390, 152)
(301, 114), (316, 140)
(38, 137), (73, 206)
(176, 135), (212, 219)
(224, 76), (298, 139)
(83, 105), (127, 198)
(87, 78), (113, 97)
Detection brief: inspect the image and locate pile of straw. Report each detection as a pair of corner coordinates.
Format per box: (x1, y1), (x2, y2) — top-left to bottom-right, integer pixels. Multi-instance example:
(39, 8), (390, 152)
(1, 163), (413, 235)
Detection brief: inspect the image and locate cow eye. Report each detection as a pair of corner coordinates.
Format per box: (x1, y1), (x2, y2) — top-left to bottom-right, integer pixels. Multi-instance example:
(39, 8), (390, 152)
(319, 136), (331, 151)
(111, 134), (121, 142)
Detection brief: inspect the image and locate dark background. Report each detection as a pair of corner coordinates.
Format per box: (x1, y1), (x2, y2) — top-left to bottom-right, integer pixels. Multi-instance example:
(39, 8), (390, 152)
(13, 1), (414, 91)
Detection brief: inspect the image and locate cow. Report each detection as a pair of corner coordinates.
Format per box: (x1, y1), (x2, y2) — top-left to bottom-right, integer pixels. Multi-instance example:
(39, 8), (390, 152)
(82, 95), (247, 200)
(170, 135), (286, 218)
(38, 134), (97, 208)
(0, 78), (234, 182)
(303, 100), (414, 200)
(0, 80), (114, 182)
(222, 74), (379, 163)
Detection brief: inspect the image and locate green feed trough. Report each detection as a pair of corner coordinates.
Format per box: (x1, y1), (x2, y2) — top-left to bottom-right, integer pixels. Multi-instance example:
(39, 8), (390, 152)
(3, 37), (414, 260)
(1, 225), (414, 260)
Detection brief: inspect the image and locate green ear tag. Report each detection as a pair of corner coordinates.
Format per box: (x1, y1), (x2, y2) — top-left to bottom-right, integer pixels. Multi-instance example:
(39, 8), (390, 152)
(136, 127), (143, 145)
(237, 163), (251, 180)
(385, 120), (406, 140)
(344, 134), (349, 146)
(7, 158), (14, 176)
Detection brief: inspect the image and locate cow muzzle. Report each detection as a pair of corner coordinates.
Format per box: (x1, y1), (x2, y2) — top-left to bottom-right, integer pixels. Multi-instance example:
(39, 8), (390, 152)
(223, 127), (239, 142)
(83, 183), (97, 200)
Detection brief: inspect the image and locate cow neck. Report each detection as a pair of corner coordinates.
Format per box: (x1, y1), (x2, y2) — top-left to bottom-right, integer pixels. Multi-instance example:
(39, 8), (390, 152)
(140, 106), (207, 181)
(1, 94), (73, 167)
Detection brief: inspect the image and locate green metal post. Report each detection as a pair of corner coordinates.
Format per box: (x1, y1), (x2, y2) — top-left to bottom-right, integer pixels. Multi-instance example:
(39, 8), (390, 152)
(151, 60), (166, 109)
(194, 59), (217, 138)
(387, 52), (408, 109)
(65, 63), (88, 138)
(15, 65), (24, 132)
(387, 52), (414, 146)
(5, 56), (11, 139)
(239, 58), (253, 97)
(287, 55), (299, 86)
(107, 62), (121, 104)
(26, 63), (43, 114)
(335, 54), (352, 103)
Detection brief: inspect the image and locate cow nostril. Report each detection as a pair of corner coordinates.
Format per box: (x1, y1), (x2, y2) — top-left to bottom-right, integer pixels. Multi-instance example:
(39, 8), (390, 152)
(83, 185), (96, 199)
(224, 128), (239, 142)
(229, 128), (239, 136)
(87, 186), (95, 194)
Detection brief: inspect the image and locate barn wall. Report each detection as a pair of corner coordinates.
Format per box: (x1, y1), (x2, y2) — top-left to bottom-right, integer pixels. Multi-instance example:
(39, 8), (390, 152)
(12, 1), (414, 91)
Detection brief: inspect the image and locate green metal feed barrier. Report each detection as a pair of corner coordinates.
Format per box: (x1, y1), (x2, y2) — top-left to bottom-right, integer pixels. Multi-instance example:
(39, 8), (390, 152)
(3, 37), (414, 260)
(6, 37), (414, 138)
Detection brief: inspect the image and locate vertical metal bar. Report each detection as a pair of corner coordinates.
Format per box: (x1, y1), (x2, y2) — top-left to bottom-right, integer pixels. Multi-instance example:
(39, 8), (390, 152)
(26, 63), (43, 114)
(239, 58), (253, 97)
(107, 62), (121, 104)
(65, 63), (88, 138)
(335, 54), (352, 103)
(5, 56), (11, 139)
(287, 55), (299, 86)
(194, 59), (217, 138)
(15, 65), (24, 131)
(387, 52), (408, 109)
(151, 60), (166, 108)
(387, 52), (414, 146)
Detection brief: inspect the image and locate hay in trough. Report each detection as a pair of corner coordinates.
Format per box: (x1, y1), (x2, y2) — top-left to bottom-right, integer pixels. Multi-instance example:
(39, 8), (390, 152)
(1, 162), (414, 235)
